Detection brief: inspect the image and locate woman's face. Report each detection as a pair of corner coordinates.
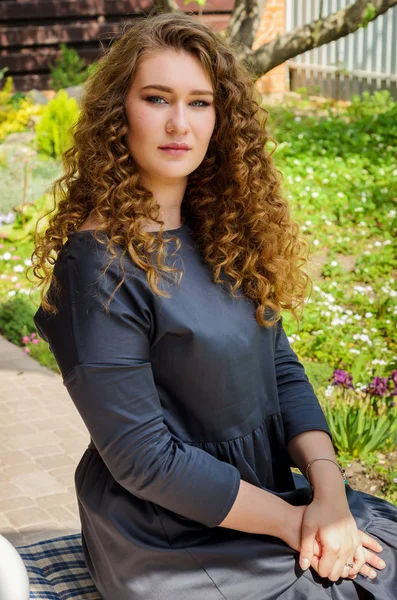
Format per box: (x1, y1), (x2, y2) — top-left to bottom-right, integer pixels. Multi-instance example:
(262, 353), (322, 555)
(125, 49), (216, 186)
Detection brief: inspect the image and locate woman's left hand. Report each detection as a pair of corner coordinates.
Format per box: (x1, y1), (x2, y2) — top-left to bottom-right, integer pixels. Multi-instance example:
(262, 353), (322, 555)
(299, 495), (364, 582)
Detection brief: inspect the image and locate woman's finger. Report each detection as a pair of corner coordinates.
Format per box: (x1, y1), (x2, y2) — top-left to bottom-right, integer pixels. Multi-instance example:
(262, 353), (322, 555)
(348, 562), (378, 580)
(316, 538), (341, 579)
(362, 547), (386, 571)
(346, 544), (366, 578)
(358, 530), (383, 553)
(328, 556), (354, 582)
(299, 522), (317, 571)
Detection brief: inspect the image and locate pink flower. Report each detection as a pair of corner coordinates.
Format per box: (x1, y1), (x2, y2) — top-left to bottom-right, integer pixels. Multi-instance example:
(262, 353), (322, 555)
(23, 347), (30, 354)
(30, 332), (36, 338)
(32, 338), (39, 345)
(0, 244), (4, 248)
(22, 335), (30, 344)
(12, 256), (21, 260)
(15, 283), (21, 289)
(10, 246), (16, 251)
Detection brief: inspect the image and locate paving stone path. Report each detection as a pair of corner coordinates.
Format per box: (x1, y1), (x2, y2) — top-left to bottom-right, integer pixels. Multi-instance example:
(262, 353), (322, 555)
(0, 334), (90, 546)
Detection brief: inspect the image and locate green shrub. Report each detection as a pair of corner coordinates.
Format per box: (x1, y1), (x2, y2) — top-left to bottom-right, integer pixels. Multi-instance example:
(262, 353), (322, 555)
(0, 294), (37, 346)
(325, 396), (397, 457)
(49, 43), (87, 90)
(322, 368), (397, 458)
(35, 90), (79, 158)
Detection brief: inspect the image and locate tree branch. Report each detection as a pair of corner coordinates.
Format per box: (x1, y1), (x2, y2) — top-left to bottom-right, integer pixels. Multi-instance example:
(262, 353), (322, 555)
(153, 0), (184, 14)
(245, 0), (397, 77)
(226, 0), (268, 50)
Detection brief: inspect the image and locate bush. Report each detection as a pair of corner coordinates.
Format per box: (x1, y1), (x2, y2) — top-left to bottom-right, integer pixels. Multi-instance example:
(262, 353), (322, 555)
(35, 90), (79, 158)
(49, 43), (88, 90)
(0, 294), (37, 346)
(0, 74), (43, 142)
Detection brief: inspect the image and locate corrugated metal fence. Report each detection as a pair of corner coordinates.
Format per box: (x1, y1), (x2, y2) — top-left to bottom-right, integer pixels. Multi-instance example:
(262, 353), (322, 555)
(285, 0), (397, 100)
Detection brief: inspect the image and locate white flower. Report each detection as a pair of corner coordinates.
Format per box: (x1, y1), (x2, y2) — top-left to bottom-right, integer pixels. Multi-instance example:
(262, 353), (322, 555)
(2, 252), (11, 260)
(337, 192), (344, 198)
(331, 260), (338, 267)
(24, 258), (32, 266)
(313, 239), (320, 246)
(305, 220), (312, 226)
(295, 176), (302, 182)
(7, 290), (16, 297)
(374, 241), (382, 247)
(13, 265), (24, 273)
(365, 312), (373, 318)
(340, 341), (346, 346)
(312, 192), (319, 198)
(324, 385), (334, 397)
(354, 314), (362, 320)
(11, 276), (18, 282)
(388, 209), (396, 218)
(349, 349), (360, 354)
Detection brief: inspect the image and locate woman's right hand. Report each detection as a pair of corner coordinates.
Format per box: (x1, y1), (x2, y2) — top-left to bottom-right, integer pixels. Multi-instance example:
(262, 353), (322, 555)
(281, 505), (386, 581)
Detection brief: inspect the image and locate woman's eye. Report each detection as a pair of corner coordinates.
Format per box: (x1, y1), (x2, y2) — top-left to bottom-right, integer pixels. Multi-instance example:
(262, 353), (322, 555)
(145, 96), (210, 107)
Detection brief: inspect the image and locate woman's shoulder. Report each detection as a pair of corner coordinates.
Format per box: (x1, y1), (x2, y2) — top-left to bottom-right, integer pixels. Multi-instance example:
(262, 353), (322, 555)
(57, 230), (144, 289)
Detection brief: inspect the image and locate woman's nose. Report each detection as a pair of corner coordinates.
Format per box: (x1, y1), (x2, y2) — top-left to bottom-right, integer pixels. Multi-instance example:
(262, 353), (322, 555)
(166, 105), (189, 133)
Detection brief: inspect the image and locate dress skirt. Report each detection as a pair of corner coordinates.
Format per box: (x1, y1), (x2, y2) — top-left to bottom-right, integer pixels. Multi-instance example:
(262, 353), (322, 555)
(76, 446), (397, 600)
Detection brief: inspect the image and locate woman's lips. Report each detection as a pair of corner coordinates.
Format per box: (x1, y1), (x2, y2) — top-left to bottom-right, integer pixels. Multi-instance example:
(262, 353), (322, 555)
(159, 148), (190, 156)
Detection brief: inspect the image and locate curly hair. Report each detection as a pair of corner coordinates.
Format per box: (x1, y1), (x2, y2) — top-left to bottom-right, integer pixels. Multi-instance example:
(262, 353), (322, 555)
(29, 10), (312, 329)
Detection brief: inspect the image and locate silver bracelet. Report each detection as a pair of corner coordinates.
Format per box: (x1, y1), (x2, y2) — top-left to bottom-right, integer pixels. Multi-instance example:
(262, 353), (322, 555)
(305, 457), (348, 488)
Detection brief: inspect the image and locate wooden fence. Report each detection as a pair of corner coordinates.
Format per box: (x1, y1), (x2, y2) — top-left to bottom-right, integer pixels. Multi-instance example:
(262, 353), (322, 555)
(0, 0), (234, 91)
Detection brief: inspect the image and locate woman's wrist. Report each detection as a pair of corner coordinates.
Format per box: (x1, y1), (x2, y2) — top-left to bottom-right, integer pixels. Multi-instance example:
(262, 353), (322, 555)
(309, 460), (348, 502)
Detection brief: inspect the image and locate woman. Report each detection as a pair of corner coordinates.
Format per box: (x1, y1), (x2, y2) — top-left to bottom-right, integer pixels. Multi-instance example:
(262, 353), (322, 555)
(31, 11), (397, 600)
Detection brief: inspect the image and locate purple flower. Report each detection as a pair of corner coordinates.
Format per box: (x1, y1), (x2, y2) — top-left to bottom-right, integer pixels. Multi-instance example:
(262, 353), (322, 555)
(388, 370), (397, 392)
(364, 376), (389, 397)
(331, 369), (354, 389)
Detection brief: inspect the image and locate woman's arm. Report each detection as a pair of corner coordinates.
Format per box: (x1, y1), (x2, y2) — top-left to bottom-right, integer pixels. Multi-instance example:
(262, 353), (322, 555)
(218, 478), (305, 549)
(287, 430), (347, 500)
(288, 430), (365, 580)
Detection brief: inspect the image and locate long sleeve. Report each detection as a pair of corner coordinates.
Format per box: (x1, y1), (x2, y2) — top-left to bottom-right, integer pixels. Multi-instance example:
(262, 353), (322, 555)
(34, 237), (240, 529)
(274, 317), (331, 444)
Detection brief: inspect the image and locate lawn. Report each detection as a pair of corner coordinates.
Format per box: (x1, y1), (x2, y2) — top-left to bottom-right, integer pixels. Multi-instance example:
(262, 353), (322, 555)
(0, 87), (396, 503)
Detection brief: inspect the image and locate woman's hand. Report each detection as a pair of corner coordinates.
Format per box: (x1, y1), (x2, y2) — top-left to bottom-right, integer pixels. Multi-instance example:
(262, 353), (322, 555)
(281, 504), (387, 582)
(299, 496), (363, 581)
(345, 531), (386, 580)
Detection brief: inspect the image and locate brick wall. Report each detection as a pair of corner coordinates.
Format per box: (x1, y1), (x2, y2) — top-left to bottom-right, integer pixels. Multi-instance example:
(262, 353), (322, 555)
(253, 0), (286, 95)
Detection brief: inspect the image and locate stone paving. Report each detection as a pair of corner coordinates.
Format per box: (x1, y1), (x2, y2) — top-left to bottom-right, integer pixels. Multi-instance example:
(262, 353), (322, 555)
(0, 333), (90, 547)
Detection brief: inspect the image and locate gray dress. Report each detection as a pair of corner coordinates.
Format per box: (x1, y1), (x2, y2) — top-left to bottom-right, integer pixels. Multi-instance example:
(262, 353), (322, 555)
(34, 218), (397, 600)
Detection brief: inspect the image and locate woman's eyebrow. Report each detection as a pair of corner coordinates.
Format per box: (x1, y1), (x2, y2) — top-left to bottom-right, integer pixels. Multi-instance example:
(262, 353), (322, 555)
(141, 84), (214, 96)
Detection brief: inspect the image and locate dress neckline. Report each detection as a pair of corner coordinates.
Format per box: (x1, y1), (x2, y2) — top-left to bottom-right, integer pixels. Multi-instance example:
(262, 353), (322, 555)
(69, 219), (189, 237)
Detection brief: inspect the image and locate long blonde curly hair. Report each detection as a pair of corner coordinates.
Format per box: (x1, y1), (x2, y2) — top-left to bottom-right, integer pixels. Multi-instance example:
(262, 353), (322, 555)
(29, 10), (312, 329)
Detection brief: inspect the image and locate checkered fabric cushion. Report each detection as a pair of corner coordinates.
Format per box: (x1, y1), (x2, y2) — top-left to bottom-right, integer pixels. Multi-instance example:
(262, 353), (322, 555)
(16, 533), (101, 599)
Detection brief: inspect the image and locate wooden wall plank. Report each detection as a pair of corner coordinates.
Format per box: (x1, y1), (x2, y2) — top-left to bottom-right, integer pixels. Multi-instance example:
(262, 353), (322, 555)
(0, 1), (233, 91)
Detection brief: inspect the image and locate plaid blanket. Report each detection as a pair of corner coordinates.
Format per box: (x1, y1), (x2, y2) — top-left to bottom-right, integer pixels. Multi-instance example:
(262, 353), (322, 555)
(16, 533), (101, 599)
